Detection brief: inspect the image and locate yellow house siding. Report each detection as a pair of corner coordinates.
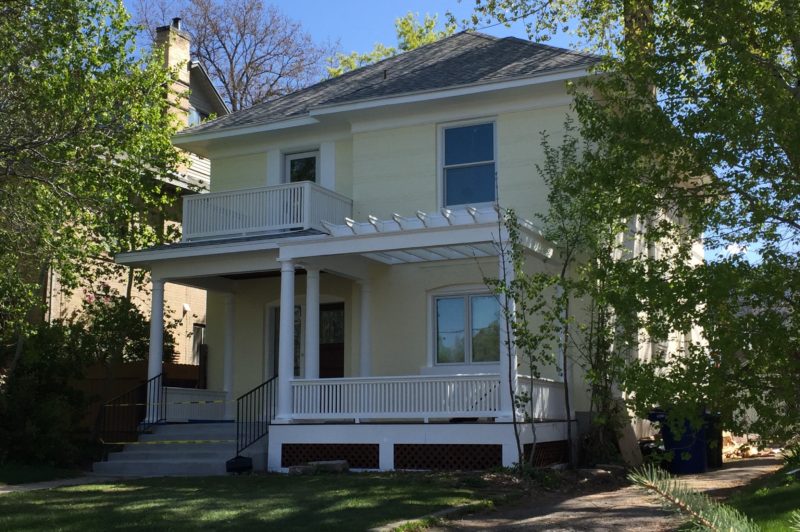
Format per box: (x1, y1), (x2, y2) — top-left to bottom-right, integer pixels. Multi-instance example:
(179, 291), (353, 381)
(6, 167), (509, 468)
(496, 105), (572, 220)
(352, 124), (437, 220)
(210, 152), (268, 192)
(334, 138), (353, 198)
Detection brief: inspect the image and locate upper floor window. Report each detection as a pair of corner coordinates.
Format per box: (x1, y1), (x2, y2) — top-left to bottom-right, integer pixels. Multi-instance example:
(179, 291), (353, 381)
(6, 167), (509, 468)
(188, 106), (209, 127)
(435, 293), (501, 364)
(443, 122), (496, 207)
(285, 151), (319, 183)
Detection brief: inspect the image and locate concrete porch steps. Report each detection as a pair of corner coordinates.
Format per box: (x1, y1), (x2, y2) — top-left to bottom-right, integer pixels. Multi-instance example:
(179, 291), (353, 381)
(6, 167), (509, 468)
(93, 422), (239, 477)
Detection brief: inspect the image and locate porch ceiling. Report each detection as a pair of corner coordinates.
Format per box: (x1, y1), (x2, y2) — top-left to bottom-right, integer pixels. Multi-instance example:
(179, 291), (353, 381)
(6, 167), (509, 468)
(363, 243), (498, 265)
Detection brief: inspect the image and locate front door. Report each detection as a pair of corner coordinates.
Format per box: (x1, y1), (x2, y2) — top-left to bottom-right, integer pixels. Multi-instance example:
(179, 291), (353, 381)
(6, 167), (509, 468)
(319, 303), (344, 378)
(270, 302), (344, 378)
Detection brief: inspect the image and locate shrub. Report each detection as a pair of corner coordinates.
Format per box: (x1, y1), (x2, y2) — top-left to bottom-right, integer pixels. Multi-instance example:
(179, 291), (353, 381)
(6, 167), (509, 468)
(0, 323), (93, 466)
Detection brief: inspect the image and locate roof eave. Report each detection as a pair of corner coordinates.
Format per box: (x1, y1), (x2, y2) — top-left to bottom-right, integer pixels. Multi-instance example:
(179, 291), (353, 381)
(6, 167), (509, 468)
(172, 116), (321, 148)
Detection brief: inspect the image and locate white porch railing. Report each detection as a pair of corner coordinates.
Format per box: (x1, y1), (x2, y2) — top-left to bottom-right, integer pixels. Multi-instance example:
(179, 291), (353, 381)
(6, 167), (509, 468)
(291, 374), (502, 420)
(517, 376), (566, 420)
(165, 387), (227, 422)
(182, 181), (353, 242)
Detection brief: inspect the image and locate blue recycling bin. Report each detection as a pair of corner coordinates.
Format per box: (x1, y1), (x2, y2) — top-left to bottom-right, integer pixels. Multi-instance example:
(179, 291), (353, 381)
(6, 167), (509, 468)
(648, 409), (708, 475)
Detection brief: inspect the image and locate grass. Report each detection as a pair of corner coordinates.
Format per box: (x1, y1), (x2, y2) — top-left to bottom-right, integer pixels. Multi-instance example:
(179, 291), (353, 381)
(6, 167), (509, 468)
(0, 463), (82, 486)
(0, 472), (502, 531)
(727, 465), (800, 531)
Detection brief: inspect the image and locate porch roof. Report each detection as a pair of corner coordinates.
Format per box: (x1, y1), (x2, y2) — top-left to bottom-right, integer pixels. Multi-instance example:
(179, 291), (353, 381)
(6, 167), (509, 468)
(116, 207), (553, 269)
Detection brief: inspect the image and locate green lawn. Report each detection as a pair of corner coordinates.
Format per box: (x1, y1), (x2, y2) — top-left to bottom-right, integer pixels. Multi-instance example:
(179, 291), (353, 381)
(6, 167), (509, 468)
(0, 463), (82, 486)
(728, 466), (800, 531)
(0, 473), (499, 531)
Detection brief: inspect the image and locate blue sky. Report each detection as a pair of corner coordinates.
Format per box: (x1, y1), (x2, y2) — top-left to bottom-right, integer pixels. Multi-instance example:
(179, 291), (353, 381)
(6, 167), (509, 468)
(127, 0), (576, 54)
(268, 0), (575, 52)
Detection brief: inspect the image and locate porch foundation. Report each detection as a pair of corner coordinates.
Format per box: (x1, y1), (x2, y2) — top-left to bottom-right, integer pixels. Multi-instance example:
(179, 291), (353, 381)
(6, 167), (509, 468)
(266, 421), (569, 472)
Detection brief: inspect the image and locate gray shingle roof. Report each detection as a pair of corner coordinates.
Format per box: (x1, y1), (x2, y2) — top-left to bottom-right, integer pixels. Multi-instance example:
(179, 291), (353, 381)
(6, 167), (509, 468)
(178, 31), (598, 136)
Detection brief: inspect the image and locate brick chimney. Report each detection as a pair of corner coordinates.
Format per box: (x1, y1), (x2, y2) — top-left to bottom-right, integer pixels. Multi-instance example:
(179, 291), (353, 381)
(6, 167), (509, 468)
(155, 18), (191, 128)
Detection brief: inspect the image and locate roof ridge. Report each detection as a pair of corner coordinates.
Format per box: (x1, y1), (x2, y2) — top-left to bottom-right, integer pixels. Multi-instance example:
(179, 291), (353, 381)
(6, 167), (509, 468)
(321, 33), (496, 105)
(499, 35), (600, 60)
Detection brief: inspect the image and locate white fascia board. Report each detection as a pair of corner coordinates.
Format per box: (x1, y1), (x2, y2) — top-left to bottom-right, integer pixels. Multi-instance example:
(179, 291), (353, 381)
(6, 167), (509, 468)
(308, 67), (589, 117)
(115, 236), (299, 267)
(172, 116), (320, 147)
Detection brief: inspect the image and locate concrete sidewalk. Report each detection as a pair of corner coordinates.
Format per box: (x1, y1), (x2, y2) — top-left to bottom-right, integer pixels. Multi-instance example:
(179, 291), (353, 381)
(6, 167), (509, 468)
(0, 475), (118, 496)
(434, 457), (782, 531)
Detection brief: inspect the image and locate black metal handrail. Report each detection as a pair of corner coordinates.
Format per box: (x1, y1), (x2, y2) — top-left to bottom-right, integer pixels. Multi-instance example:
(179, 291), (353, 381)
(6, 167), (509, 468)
(97, 373), (165, 444)
(235, 376), (278, 455)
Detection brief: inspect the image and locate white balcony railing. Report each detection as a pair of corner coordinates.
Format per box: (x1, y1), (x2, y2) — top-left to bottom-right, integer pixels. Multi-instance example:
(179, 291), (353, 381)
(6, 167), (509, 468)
(291, 374), (502, 420)
(517, 376), (566, 420)
(182, 181), (353, 242)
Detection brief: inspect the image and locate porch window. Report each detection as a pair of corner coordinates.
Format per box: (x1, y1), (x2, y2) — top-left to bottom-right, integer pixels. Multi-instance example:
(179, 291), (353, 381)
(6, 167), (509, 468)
(435, 294), (500, 364)
(442, 122), (495, 207)
(285, 151), (318, 183)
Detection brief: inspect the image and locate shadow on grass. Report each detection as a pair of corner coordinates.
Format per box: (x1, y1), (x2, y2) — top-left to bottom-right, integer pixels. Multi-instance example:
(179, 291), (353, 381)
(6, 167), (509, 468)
(0, 463), (82, 486)
(0, 473), (489, 531)
(727, 466), (800, 532)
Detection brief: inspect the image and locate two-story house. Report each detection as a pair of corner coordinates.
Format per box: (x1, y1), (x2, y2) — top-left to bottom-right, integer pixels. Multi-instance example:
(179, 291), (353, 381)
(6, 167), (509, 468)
(97, 32), (602, 476)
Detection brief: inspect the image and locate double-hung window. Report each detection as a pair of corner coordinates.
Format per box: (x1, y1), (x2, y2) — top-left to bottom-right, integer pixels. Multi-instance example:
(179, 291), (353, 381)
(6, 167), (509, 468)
(442, 122), (496, 207)
(435, 294), (501, 364)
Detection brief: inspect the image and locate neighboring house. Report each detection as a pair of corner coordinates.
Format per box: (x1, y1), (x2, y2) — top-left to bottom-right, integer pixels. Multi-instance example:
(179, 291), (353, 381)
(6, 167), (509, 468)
(47, 18), (229, 364)
(100, 31), (622, 476)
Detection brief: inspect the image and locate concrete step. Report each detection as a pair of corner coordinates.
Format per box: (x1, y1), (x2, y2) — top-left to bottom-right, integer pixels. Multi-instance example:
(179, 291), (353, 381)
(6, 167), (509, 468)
(93, 421), (263, 477)
(138, 432), (235, 443)
(108, 449), (234, 462)
(122, 441), (235, 452)
(149, 422), (235, 436)
(93, 459), (228, 477)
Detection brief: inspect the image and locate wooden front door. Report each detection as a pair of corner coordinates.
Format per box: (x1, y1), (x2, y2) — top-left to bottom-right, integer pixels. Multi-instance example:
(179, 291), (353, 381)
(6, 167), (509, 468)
(319, 303), (345, 378)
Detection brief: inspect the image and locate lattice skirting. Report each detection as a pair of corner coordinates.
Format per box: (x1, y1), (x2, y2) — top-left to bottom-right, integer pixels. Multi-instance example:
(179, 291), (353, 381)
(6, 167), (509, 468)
(524, 440), (569, 467)
(394, 444), (502, 470)
(281, 443), (379, 468)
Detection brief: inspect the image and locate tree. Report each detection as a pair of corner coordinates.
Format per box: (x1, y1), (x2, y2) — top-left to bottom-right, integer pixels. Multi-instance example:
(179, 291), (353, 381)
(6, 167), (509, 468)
(470, 0), (800, 443)
(131, 0), (331, 111)
(0, 0), (181, 379)
(326, 12), (456, 78)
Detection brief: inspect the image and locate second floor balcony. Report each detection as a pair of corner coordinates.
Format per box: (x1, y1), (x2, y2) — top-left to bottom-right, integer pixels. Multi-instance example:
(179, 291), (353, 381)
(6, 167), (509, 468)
(182, 181), (353, 242)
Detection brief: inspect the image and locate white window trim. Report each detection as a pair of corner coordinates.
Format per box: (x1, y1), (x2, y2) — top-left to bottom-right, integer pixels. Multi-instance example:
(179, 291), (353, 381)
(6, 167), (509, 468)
(437, 118), (498, 209)
(283, 150), (320, 184)
(427, 285), (501, 368)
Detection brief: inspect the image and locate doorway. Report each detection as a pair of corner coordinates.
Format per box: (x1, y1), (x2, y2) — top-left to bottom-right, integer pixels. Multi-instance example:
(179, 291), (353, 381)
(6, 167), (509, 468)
(270, 302), (344, 379)
(319, 302), (344, 378)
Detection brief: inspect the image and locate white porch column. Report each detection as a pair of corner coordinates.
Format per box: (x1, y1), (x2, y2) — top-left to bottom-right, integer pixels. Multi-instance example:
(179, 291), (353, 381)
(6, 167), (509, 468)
(223, 293), (235, 420)
(359, 280), (371, 377)
(147, 278), (165, 383)
(276, 260), (295, 420)
(304, 267), (320, 380)
(498, 253), (517, 419)
(146, 278), (165, 423)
